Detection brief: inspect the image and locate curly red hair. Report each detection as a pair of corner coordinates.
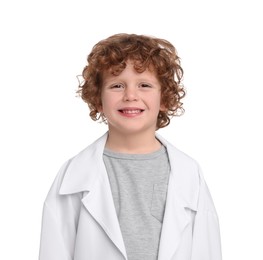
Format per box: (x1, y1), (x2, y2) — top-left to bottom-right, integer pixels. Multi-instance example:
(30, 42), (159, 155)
(77, 33), (185, 129)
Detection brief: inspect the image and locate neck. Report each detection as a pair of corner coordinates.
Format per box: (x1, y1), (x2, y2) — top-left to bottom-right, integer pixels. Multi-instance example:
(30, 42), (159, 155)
(105, 129), (161, 154)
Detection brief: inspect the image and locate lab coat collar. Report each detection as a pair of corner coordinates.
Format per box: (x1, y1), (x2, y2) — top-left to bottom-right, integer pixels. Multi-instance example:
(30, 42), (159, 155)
(59, 133), (108, 195)
(59, 132), (199, 260)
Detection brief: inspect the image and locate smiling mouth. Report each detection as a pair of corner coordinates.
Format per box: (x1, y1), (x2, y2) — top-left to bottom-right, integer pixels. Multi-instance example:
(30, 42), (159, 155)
(118, 109), (144, 114)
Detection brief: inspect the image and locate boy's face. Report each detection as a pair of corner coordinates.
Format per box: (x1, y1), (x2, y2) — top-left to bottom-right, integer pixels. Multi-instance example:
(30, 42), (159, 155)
(100, 60), (165, 136)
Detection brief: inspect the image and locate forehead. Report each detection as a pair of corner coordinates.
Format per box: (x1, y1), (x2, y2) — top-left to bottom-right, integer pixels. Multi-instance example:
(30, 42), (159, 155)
(102, 60), (158, 82)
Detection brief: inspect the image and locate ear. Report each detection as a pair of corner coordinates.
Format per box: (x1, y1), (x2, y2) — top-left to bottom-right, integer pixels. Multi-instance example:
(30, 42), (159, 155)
(97, 103), (103, 113)
(159, 103), (166, 112)
(98, 106), (103, 113)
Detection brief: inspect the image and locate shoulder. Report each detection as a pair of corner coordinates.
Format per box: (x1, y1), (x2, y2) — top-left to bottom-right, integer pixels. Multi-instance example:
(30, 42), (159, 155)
(157, 133), (200, 172)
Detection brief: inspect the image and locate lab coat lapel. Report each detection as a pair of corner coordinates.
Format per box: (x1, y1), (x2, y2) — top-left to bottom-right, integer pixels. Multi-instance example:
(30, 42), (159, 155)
(81, 174), (127, 259)
(157, 173), (190, 260)
(59, 133), (127, 259)
(156, 134), (199, 260)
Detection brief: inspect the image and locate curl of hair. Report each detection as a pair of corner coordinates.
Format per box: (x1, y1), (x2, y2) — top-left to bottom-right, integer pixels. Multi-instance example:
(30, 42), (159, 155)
(77, 33), (186, 129)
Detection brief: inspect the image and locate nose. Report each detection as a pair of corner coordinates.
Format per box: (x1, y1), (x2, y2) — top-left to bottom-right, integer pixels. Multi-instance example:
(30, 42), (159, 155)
(123, 86), (139, 101)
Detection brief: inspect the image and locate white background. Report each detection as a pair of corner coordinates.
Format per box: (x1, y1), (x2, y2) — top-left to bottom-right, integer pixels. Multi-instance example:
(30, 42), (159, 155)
(0, 0), (262, 259)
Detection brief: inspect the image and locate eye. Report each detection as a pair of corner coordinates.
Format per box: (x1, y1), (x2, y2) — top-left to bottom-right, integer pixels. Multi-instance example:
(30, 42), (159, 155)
(139, 83), (152, 88)
(110, 83), (125, 89)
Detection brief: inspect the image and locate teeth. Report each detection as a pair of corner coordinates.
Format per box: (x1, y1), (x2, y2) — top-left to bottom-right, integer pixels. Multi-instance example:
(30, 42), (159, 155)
(122, 109), (142, 114)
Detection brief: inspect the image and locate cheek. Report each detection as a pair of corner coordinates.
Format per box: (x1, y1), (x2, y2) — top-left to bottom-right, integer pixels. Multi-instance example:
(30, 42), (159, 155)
(153, 94), (163, 111)
(100, 96), (113, 113)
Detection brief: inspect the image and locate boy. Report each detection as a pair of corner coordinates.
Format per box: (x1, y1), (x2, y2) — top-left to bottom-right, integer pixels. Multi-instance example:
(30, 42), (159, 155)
(39, 33), (222, 260)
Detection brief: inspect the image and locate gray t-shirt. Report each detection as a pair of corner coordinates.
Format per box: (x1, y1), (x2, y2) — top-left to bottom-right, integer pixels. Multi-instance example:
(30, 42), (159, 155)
(103, 145), (170, 260)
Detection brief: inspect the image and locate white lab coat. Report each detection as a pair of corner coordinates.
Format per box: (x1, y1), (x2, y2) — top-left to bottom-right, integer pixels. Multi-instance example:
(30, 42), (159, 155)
(39, 132), (222, 260)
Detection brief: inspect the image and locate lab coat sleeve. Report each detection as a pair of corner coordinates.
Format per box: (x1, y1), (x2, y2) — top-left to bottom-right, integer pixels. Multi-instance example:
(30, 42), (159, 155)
(191, 171), (222, 260)
(39, 162), (81, 260)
